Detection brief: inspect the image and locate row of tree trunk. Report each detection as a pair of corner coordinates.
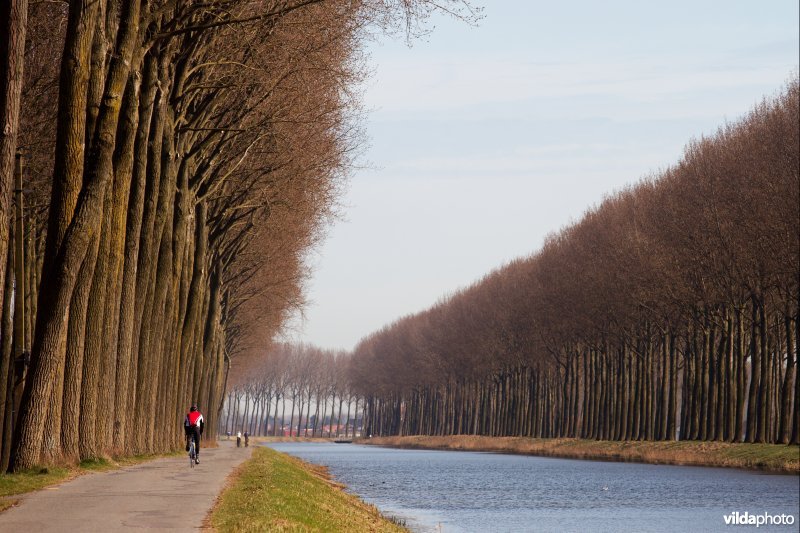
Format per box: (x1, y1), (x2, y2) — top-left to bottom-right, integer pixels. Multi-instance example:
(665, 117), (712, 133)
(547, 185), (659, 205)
(0, 0), (481, 471)
(364, 304), (798, 445)
(221, 387), (362, 439)
(354, 80), (798, 448)
(0, 105), (228, 470)
(0, 0), (244, 470)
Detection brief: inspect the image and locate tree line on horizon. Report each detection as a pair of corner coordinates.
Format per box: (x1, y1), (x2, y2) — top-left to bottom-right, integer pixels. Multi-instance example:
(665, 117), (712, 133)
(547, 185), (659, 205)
(0, 0), (479, 471)
(222, 343), (363, 438)
(351, 80), (799, 445)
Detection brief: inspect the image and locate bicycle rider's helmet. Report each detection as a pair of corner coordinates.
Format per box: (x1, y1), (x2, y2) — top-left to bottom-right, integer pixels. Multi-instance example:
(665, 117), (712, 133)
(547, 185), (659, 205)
(190, 404), (198, 412)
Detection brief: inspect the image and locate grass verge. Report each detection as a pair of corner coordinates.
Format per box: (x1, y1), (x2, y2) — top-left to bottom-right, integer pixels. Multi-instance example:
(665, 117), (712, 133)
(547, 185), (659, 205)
(0, 465), (73, 497)
(0, 449), (182, 513)
(362, 435), (800, 474)
(208, 446), (406, 532)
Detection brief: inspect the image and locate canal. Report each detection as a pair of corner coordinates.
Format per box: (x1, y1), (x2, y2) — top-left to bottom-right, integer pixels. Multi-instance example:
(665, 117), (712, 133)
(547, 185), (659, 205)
(267, 442), (799, 532)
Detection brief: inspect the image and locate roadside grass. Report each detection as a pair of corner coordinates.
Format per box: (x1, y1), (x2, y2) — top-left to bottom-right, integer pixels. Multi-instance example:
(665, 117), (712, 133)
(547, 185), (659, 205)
(0, 465), (73, 497)
(0, 498), (19, 513)
(0, 448), (183, 510)
(362, 435), (799, 474)
(209, 446), (406, 532)
(0, 465), (73, 514)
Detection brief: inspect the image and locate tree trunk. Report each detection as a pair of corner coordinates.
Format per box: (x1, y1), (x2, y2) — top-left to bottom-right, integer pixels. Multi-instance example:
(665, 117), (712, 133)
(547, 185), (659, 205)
(0, 1), (29, 403)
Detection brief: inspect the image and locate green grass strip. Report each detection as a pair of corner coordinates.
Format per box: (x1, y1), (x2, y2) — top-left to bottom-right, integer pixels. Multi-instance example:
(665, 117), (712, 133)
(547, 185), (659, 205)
(0, 466), (73, 497)
(0, 450), (182, 499)
(210, 447), (406, 532)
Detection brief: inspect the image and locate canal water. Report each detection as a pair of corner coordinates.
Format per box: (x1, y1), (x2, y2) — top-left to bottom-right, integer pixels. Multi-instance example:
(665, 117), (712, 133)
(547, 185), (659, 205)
(266, 442), (799, 532)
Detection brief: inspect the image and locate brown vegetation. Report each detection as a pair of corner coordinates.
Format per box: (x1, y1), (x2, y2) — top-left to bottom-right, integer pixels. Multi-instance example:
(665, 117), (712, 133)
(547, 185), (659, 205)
(363, 435), (800, 473)
(352, 80), (800, 447)
(227, 83), (799, 452)
(0, 0), (480, 471)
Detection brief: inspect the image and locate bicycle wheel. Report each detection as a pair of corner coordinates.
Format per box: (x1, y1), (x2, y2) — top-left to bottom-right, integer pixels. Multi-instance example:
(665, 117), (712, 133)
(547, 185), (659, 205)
(189, 442), (195, 468)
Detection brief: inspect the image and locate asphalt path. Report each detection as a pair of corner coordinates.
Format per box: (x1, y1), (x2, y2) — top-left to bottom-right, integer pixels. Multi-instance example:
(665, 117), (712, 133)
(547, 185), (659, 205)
(0, 439), (251, 532)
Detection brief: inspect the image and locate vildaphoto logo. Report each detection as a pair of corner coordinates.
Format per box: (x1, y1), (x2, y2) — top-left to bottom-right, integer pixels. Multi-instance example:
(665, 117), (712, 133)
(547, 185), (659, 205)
(723, 511), (795, 527)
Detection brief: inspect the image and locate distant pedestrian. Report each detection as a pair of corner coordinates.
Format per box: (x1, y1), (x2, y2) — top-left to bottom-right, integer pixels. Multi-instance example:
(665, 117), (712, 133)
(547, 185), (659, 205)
(244, 431), (249, 447)
(236, 431), (242, 448)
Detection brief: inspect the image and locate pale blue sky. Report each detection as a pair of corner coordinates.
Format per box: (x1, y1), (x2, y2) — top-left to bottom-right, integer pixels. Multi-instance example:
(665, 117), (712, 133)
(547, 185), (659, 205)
(289, 0), (800, 350)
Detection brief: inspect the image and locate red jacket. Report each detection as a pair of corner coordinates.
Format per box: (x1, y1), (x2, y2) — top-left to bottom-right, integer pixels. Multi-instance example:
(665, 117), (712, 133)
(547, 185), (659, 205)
(184, 411), (204, 434)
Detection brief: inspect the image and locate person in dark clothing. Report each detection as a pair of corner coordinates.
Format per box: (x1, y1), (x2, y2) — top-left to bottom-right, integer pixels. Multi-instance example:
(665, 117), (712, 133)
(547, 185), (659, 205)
(184, 404), (204, 464)
(244, 431), (249, 447)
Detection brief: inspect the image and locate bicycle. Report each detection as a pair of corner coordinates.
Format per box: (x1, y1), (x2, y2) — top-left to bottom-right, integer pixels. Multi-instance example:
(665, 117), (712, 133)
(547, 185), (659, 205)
(188, 439), (196, 468)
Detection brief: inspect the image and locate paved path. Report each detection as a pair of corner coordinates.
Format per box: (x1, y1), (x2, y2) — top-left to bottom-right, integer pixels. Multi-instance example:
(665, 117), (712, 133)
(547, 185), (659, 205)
(0, 440), (252, 532)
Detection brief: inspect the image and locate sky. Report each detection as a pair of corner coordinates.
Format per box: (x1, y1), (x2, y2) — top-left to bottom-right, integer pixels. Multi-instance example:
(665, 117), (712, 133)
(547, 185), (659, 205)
(288, 0), (800, 351)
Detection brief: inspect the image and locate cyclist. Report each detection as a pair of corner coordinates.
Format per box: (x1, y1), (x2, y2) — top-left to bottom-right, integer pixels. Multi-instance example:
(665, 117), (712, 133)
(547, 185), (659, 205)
(184, 404), (204, 464)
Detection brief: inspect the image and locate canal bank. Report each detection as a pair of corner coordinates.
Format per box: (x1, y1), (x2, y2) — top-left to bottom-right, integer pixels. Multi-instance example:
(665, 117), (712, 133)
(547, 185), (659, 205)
(207, 446), (406, 532)
(360, 435), (800, 474)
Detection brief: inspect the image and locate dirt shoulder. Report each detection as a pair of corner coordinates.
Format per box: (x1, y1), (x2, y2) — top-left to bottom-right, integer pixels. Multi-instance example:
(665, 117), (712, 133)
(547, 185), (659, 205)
(361, 435), (800, 474)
